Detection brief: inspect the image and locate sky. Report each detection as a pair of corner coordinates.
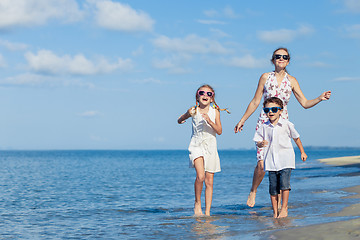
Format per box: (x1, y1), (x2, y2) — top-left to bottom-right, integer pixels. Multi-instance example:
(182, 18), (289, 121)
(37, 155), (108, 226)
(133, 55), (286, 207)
(0, 0), (359, 150)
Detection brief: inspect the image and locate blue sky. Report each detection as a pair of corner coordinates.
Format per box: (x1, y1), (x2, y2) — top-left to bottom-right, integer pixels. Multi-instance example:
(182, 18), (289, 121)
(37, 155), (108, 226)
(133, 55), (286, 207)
(0, 0), (359, 150)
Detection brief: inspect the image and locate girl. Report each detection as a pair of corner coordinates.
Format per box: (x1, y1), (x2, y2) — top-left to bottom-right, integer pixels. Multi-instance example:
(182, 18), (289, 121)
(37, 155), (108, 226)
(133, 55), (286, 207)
(178, 84), (229, 216)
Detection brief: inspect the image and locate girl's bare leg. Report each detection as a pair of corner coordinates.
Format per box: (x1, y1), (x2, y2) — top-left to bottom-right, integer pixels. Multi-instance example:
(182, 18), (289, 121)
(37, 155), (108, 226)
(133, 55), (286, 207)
(247, 160), (266, 207)
(204, 172), (214, 216)
(270, 194), (279, 218)
(193, 157), (205, 216)
(277, 190), (289, 218)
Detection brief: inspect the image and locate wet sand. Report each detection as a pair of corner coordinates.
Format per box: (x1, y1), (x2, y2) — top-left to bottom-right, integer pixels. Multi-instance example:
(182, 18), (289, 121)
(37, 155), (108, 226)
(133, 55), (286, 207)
(270, 155), (360, 240)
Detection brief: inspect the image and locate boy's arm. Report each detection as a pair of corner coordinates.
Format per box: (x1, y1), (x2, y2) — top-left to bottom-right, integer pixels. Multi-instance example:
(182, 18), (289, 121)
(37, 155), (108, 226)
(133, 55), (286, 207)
(293, 137), (307, 161)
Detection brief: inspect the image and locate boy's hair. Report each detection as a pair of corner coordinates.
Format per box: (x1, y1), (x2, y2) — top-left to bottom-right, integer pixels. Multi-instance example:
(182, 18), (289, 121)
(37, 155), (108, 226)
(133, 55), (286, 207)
(263, 97), (284, 109)
(193, 84), (230, 114)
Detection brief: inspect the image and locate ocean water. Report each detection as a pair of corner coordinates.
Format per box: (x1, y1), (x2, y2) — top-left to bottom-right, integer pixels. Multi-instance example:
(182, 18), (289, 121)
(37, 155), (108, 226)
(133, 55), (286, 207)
(0, 148), (360, 239)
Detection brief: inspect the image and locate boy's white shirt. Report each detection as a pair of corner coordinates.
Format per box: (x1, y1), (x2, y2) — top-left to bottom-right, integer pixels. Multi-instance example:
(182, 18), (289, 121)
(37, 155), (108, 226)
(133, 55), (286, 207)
(253, 117), (300, 171)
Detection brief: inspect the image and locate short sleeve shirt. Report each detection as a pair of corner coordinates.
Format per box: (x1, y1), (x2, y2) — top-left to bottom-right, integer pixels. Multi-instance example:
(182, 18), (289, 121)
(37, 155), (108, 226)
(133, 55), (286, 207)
(253, 118), (300, 171)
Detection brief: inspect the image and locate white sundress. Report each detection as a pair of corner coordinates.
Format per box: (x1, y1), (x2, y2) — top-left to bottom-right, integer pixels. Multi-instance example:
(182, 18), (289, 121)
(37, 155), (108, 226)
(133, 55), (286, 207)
(188, 106), (221, 173)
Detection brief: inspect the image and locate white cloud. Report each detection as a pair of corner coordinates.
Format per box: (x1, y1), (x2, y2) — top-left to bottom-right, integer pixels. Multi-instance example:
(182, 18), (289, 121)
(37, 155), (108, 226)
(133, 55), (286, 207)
(78, 111), (101, 117)
(345, 24), (360, 38)
(0, 54), (7, 67)
(0, 0), (83, 28)
(210, 28), (230, 38)
(93, 0), (154, 32)
(132, 77), (163, 84)
(333, 77), (360, 81)
(0, 73), (95, 88)
(203, 9), (219, 18)
(343, 0), (360, 13)
(222, 54), (268, 69)
(152, 54), (193, 74)
(152, 34), (231, 55)
(24, 50), (133, 75)
(257, 25), (314, 44)
(203, 6), (239, 19)
(197, 19), (226, 25)
(0, 39), (28, 51)
(223, 6), (239, 19)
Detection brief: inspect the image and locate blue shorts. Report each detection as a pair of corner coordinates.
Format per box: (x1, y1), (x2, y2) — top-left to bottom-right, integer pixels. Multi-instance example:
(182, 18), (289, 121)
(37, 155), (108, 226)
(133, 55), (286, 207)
(268, 168), (292, 196)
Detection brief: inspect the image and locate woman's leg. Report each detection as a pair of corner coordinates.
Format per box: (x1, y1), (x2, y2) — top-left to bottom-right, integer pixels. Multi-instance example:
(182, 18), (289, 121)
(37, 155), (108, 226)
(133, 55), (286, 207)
(204, 172), (214, 216)
(194, 157), (205, 216)
(247, 160), (266, 207)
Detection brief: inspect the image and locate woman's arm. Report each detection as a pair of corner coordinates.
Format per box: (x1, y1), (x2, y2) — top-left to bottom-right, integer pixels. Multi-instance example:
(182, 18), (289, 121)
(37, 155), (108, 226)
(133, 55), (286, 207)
(234, 73), (268, 133)
(290, 75), (331, 109)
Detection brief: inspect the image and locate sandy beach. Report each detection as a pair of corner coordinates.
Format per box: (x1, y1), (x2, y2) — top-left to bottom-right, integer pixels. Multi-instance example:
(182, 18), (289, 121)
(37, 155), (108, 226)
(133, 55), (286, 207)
(270, 155), (360, 240)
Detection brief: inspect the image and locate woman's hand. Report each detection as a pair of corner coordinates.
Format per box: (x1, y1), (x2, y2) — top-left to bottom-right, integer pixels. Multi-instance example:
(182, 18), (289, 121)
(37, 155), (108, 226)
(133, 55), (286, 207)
(319, 90), (331, 101)
(256, 140), (268, 148)
(234, 120), (245, 133)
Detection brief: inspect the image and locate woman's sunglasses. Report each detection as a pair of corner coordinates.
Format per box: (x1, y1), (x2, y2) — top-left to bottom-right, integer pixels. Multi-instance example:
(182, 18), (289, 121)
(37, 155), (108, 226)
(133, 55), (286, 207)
(274, 54), (289, 60)
(197, 90), (214, 97)
(263, 107), (282, 114)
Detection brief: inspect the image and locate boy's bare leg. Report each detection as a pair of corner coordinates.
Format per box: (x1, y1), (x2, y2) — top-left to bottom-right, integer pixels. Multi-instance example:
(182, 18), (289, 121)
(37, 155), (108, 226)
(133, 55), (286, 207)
(194, 157), (205, 216)
(247, 160), (266, 207)
(270, 194), (279, 218)
(277, 190), (289, 218)
(204, 172), (214, 216)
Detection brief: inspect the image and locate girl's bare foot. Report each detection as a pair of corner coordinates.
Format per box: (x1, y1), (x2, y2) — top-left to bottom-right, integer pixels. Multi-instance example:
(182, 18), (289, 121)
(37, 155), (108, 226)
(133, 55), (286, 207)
(205, 211), (210, 216)
(194, 202), (203, 216)
(277, 207), (288, 218)
(247, 191), (256, 207)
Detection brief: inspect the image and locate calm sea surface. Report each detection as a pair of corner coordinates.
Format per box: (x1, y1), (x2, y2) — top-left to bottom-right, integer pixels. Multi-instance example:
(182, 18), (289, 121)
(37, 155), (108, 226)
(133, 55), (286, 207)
(1, 148), (360, 239)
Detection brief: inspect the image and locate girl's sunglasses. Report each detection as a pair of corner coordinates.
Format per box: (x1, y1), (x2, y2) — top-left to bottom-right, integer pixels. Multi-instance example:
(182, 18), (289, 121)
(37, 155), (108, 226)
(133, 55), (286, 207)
(197, 90), (214, 97)
(274, 54), (289, 60)
(263, 107), (282, 114)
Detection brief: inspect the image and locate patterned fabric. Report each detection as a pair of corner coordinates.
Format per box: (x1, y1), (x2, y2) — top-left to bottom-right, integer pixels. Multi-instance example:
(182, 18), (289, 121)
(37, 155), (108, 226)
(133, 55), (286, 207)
(256, 72), (292, 161)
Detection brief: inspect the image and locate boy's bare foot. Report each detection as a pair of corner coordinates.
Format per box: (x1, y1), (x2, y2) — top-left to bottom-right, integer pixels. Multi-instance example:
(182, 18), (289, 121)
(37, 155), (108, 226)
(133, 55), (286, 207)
(194, 202), (203, 216)
(247, 191), (256, 207)
(277, 207), (288, 218)
(205, 211), (210, 216)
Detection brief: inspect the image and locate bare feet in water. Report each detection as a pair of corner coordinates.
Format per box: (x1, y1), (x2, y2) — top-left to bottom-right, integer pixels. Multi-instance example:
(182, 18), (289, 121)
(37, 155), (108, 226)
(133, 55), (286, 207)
(277, 207), (288, 218)
(194, 202), (203, 216)
(247, 191), (256, 207)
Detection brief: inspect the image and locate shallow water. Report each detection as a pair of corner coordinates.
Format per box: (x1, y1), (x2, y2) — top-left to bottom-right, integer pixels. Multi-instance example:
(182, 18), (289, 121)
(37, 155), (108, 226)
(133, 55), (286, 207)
(0, 148), (360, 239)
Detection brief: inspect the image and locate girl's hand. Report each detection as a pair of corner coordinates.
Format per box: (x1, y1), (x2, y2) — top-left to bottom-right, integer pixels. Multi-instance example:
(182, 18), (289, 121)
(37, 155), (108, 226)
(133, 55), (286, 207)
(202, 113), (211, 123)
(301, 153), (307, 162)
(256, 140), (268, 148)
(178, 118), (186, 124)
(319, 91), (331, 101)
(234, 121), (244, 133)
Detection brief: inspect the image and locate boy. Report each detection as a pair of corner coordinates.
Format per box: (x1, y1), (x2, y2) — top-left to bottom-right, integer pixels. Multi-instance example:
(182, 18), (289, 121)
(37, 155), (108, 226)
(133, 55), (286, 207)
(253, 97), (307, 218)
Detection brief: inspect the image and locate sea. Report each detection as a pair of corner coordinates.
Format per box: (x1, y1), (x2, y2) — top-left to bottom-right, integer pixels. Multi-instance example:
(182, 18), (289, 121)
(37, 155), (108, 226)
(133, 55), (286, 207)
(1, 148), (360, 239)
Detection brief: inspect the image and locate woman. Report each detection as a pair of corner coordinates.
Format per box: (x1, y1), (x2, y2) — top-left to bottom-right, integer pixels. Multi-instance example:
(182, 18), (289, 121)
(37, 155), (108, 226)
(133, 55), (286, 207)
(234, 47), (331, 207)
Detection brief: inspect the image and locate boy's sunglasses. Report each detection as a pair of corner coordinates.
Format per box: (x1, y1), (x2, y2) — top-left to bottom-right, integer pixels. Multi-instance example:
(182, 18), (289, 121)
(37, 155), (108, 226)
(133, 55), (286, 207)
(274, 54), (289, 60)
(197, 90), (214, 97)
(263, 107), (282, 114)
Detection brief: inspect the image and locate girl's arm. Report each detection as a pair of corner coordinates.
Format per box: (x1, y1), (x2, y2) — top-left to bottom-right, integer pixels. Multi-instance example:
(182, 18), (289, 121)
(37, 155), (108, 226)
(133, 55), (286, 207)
(234, 73), (268, 133)
(177, 109), (192, 124)
(293, 137), (307, 161)
(290, 75), (331, 109)
(202, 109), (222, 135)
